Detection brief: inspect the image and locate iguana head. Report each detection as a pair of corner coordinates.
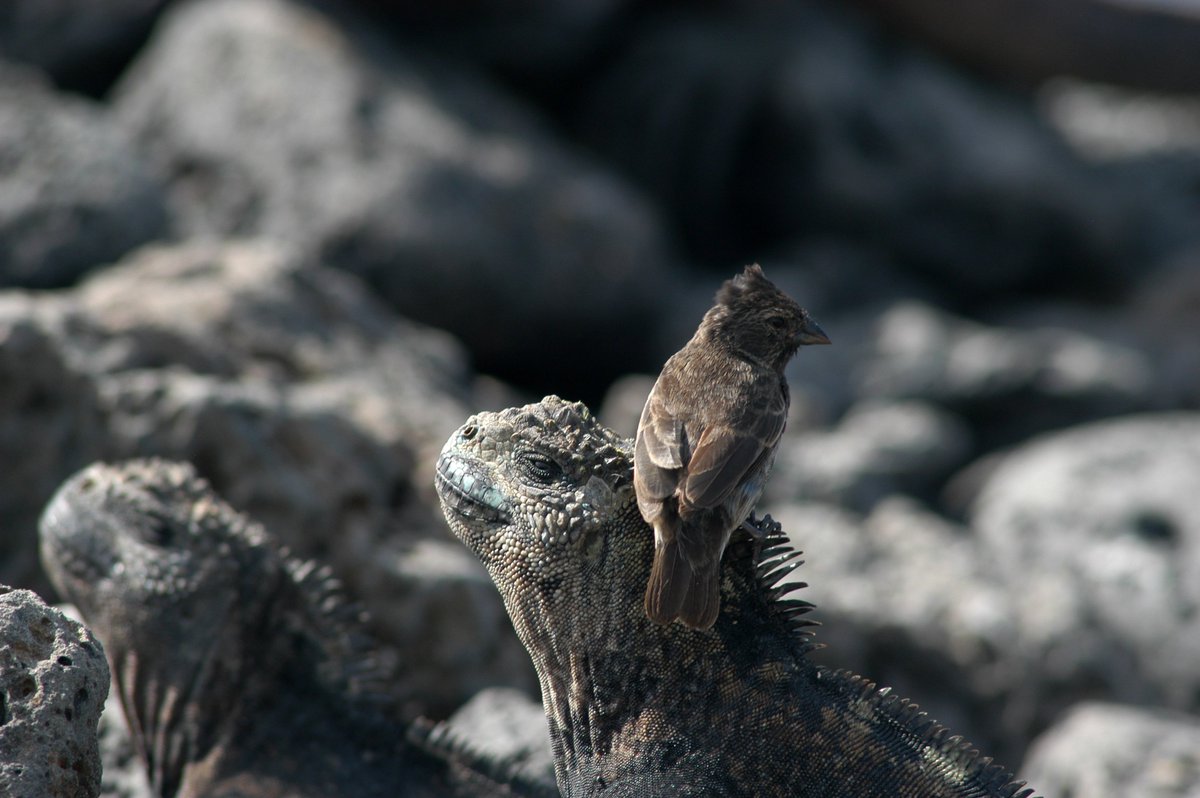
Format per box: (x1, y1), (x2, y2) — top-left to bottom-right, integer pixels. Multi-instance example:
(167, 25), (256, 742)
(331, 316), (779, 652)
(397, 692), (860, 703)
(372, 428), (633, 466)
(435, 397), (639, 641)
(437, 398), (824, 793)
(40, 458), (275, 665)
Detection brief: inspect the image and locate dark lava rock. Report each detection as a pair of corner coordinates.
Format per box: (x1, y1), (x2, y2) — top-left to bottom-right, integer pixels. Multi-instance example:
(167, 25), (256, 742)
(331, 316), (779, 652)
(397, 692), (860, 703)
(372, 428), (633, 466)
(0, 296), (105, 592)
(0, 0), (166, 92)
(0, 586), (108, 798)
(339, 0), (630, 86)
(113, 0), (675, 399)
(1130, 248), (1200, 409)
(574, 2), (1152, 297)
(845, 0), (1200, 93)
(0, 63), (170, 288)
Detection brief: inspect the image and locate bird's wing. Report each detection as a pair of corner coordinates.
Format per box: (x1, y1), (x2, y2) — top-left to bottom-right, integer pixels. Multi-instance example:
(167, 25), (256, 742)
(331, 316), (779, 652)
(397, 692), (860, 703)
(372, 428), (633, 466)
(637, 385), (686, 471)
(681, 386), (787, 510)
(634, 384), (687, 509)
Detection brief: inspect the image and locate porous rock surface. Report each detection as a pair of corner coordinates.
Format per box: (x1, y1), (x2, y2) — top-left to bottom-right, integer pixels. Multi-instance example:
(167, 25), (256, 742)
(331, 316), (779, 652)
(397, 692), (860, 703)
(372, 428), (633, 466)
(0, 586), (108, 798)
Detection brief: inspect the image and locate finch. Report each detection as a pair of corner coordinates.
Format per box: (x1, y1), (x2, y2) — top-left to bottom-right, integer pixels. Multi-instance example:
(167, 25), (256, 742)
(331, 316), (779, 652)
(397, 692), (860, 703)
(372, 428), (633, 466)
(634, 264), (829, 629)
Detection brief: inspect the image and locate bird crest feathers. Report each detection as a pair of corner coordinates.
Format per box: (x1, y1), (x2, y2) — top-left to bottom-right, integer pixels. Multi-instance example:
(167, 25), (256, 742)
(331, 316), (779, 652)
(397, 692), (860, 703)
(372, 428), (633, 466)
(715, 263), (771, 307)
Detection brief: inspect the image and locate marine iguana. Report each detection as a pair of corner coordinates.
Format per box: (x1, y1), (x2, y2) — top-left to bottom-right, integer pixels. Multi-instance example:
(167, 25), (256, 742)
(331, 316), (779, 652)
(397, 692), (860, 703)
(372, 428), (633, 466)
(435, 396), (1038, 798)
(39, 458), (555, 798)
(635, 263), (828, 628)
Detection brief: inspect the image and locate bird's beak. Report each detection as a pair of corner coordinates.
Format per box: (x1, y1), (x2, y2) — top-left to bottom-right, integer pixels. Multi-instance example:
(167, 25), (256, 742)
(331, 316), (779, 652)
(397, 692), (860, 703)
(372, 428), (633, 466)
(796, 319), (831, 346)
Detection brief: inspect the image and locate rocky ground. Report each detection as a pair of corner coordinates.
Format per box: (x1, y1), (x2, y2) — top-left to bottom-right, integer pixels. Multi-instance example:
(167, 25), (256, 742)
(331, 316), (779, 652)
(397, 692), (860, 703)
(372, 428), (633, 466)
(2, 1), (1200, 796)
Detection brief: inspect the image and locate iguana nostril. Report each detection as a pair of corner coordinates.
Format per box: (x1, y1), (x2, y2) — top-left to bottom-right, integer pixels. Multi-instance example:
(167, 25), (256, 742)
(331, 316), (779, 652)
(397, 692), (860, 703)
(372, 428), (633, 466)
(462, 425), (478, 441)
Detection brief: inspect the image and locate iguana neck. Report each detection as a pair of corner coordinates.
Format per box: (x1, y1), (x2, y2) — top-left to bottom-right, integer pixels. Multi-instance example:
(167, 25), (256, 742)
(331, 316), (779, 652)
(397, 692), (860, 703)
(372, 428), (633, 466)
(505, 510), (805, 796)
(113, 567), (294, 798)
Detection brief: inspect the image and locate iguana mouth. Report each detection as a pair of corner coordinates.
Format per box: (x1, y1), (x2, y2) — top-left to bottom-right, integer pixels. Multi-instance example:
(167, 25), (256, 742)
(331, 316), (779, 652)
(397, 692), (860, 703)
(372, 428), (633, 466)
(435, 452), (512, 524)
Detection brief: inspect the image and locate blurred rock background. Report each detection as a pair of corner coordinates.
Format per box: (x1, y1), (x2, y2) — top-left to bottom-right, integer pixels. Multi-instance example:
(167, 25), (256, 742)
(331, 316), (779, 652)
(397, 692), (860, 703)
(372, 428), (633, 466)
(2, 1), (1199, 796)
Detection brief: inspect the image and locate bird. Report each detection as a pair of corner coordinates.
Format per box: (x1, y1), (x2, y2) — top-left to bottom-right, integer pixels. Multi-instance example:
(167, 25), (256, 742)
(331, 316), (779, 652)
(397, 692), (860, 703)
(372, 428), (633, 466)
(634, 264), (829, 629)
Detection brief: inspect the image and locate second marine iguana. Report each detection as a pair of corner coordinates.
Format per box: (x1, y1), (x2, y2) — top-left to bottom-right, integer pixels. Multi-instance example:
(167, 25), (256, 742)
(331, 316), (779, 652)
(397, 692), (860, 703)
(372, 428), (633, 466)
(39, 458), (555, 798)
(434, 396), (1037, 798)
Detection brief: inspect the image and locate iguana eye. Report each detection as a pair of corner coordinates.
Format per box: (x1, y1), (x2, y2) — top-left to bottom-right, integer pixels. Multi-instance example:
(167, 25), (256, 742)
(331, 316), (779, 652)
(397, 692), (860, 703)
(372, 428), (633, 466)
(516, 450), (564, 484)
(138, 515), (176, 547)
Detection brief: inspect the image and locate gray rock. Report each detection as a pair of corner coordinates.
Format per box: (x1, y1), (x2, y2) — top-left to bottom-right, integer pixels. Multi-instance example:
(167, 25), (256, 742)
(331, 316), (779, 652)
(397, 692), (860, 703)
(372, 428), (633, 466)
(66, 239), (471, 467)
(1021, 703), (1200, 798)
(94, 368), (417, 570)
(768, 498), (1022, 762)
(0, 63), (169, 288)
(69, 242), (532, 711)
(359, 538), (538, 716)
(442, 687), (556, 791)
(113, 0), (675, 393)
(771, 299), (1163, 451)
(0, 0), (165, 89)
(855, 300), (1156, 448)
(971, 413), (1200, 744)
(34, 239), (473, 559)
(768, 398), (972, 510)
(1042, 78), (1200, 160)
(0, 586), (108, 798)
(597, 373), (654, 439)
(0, 296), (104, 593)
(0, 238), (533, 712)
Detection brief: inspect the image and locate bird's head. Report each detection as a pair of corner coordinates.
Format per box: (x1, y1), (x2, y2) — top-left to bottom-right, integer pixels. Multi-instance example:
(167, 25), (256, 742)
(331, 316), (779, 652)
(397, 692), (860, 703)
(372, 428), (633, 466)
(708, 264), (830, 368)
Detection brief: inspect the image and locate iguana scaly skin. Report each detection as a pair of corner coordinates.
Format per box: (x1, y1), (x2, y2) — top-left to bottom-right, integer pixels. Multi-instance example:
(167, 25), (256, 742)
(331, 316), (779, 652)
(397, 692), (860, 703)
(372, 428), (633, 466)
(39, 458), (551, 798)
(435, 396), (1037, 798)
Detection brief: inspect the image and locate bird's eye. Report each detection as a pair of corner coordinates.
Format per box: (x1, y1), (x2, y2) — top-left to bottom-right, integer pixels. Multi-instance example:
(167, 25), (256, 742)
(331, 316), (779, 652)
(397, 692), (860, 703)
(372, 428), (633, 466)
(768, 316), (788, 330)
(516, 451), (564, 483)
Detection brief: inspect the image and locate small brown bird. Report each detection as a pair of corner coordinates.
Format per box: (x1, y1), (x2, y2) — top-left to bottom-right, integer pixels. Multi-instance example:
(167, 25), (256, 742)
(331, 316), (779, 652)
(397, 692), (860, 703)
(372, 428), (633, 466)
(634, 264), (829, 629)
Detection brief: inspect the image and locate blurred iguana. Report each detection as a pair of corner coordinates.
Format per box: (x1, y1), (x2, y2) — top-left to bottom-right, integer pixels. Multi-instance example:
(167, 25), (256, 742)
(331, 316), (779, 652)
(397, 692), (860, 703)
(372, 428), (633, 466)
(40, 458), (556, 798)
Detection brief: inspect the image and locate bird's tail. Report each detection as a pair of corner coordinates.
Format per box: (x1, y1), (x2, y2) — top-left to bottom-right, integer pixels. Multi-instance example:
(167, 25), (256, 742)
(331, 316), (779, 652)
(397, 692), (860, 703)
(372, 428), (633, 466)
(644, 540), (721, 630)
